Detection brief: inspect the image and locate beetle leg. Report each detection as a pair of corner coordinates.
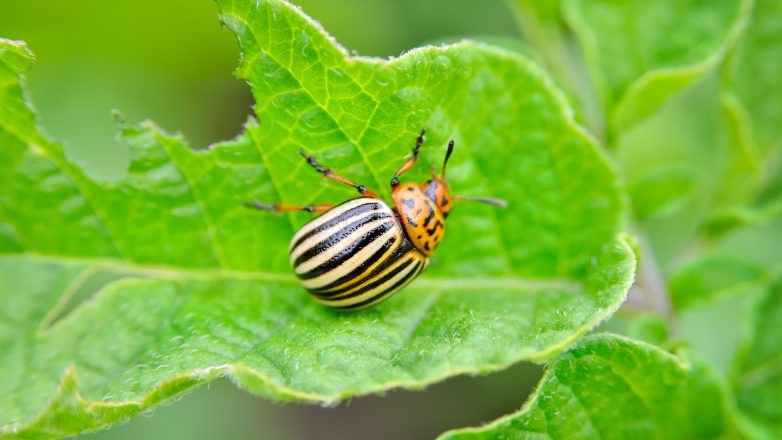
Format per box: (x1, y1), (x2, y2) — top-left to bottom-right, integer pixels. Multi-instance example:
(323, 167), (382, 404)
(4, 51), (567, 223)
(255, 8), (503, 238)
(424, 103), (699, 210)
(298, 149), (380, 198)
(391, 127), (426, 187)
(245, 201), (335, 214)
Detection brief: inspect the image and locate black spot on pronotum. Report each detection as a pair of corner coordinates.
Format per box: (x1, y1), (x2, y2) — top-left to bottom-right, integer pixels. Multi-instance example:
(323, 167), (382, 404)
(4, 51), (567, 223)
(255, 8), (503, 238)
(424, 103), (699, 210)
(423, 208), (435, 227)
(426, 220), (443, 235)
(407, 187), (415, 192)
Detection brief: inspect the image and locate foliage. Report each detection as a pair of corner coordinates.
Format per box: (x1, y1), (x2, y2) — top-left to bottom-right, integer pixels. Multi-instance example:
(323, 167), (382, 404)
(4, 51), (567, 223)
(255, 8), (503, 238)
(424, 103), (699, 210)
(441, 334), (735, 439)
(0, 0), (779, 438)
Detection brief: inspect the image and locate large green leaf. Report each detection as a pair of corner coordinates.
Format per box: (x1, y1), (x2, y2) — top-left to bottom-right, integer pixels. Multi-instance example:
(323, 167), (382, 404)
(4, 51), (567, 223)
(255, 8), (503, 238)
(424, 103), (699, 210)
(0, 0), (635, 436)
(563, 0), (751, 135)
(440, 334), (736, 439)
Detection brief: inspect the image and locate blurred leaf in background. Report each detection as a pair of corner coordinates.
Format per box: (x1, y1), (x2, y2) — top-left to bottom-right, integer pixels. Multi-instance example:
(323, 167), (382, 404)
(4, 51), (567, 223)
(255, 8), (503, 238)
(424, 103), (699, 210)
(510, 0), (781, 438)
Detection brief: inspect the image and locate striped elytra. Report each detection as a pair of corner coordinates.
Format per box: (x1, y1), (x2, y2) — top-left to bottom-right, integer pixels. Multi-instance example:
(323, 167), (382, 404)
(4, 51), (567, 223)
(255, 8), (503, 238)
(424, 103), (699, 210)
(246, 128), (506, 309)
(289, 198), (428, 309)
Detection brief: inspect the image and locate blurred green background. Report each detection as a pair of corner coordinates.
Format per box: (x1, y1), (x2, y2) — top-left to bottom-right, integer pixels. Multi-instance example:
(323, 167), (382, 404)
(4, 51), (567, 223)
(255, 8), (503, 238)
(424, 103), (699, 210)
(0, 1), (545, 438)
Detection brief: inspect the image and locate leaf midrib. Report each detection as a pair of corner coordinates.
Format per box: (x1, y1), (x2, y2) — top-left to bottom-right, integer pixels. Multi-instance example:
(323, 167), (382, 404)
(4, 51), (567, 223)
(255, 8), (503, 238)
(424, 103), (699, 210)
(2, 252), (582, 291)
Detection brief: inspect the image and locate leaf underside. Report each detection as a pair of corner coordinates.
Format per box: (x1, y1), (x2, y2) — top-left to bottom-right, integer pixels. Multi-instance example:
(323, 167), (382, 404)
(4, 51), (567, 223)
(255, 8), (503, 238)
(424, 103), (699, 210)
(0, 0), (635, 437)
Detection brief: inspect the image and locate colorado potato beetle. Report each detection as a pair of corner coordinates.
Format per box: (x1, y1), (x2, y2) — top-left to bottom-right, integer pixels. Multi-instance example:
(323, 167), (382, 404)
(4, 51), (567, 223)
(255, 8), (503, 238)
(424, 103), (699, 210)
(247, 129), (506, 309)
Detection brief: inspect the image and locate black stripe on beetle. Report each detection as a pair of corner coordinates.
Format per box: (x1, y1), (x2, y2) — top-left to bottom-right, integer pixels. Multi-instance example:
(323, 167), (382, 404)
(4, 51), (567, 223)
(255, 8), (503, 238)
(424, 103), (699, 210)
(296, 222), (394, 280)
(290, 201), (382, 250)
(334, 260), (424, 310)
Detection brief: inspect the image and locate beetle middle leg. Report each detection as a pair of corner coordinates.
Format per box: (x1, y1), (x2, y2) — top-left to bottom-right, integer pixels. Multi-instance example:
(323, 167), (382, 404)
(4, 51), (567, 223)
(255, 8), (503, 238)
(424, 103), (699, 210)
(391, 127), (426, 187)
(245, 201), (335, 214)
(298, 149), (380, 198)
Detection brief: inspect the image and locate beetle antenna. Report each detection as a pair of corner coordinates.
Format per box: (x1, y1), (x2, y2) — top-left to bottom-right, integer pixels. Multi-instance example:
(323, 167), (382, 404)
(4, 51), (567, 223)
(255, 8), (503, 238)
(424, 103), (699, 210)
(442, 140), (455, 178)
(454, 195), (508, 208)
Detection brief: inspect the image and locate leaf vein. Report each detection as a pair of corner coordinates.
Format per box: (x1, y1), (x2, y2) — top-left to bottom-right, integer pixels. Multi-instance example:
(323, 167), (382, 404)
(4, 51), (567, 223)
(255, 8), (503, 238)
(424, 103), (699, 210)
(157, 136), (229, 269)
(226, 11), (386, 192)
(0, 122), (127, 258)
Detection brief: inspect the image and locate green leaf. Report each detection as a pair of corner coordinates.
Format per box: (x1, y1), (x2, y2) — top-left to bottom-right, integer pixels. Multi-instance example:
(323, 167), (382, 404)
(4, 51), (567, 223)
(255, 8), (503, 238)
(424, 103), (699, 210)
(0, 0), (635, 436)
(616, 76), (727, 266)
(628, 165), (697, 221)
(723, 0), (782, 156)
(563, 0), (751, 134)
(721, 0), (782, 221)
(440, 334), (736, 439)
(678, 289), (761, 375)
(669, 254), (766, 310)
(700, 205), (782, 239)
(509, 0), (604, 134)
(621, 313), (669, 347)
(669, 212), (782, 375)
(686, 0), (782, 237)
(734, 277), (782, 438)
(706, 214), (782, 272)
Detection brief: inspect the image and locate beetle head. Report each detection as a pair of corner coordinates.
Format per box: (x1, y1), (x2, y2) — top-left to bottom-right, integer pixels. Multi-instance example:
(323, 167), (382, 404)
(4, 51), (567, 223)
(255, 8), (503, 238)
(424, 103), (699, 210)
(421, 139), (507, 214)
(421, 140), (455, 216)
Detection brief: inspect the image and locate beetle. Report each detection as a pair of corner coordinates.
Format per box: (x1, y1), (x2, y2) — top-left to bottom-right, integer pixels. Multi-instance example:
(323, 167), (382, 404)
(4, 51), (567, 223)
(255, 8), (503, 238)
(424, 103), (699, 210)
(246, 128), (506, 310)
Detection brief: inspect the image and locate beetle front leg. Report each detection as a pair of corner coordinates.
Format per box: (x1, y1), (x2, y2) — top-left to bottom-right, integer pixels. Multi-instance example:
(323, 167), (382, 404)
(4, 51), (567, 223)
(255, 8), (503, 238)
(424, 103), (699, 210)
(391, 127), (426, 188)
(298, 149), (380, 198)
